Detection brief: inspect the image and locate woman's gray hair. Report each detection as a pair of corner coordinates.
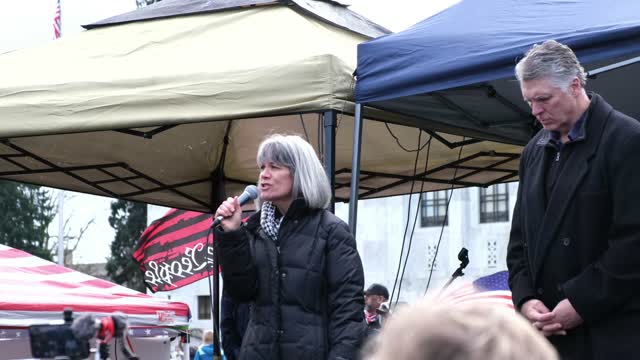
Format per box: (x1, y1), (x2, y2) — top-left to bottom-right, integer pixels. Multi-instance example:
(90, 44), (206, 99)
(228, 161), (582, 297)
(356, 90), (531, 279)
(256, 134), (331, 209)
(515, 40), (587, 90)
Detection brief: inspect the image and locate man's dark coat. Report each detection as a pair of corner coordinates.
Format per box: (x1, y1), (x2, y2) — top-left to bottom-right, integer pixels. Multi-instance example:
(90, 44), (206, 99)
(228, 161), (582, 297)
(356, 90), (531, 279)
(507, 94), (640, 359)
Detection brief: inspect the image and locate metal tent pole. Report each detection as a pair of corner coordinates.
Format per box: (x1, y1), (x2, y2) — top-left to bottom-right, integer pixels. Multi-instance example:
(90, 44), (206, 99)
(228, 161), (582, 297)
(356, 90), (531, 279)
(323, 110), (336, 213)
(348, 104), (363, 236)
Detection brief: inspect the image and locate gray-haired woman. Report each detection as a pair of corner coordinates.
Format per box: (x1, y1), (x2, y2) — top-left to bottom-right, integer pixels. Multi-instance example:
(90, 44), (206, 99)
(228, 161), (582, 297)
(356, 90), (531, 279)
(214, 134), (366, 360)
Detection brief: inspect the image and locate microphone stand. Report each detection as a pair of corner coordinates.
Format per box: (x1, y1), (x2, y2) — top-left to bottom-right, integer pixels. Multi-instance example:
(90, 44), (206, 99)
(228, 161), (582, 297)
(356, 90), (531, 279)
(207, 223), (222, 360)
(207, 215), (221, 360)
(440, 248), (469, 293)
(212, 245), (222, 360)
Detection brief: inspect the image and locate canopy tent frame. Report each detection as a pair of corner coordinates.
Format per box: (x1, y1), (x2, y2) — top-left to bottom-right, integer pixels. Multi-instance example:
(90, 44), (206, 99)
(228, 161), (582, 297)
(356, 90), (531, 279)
(0, 107), (518, 208)
(347, 108), (519, 232)
(0, 0), (532, 350)
(346, 46), (638, 226)
(349, 0), (640, 232)
(587, 56), (640, 79)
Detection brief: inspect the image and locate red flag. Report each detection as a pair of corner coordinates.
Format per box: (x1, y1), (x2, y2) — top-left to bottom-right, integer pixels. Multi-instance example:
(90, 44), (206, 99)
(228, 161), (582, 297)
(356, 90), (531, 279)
(53, 0), (62, 39)
(133, 209), (216, 292)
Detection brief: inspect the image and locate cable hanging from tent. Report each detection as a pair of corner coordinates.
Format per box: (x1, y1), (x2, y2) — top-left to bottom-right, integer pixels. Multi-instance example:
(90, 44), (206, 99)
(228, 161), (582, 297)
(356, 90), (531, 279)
(393, 133), (433, 305)
(385, 123), (431, 153)
(424, 137), (466, 295)
(389, 129), (427, 305)
(335, 76), (354, 133)
(299, 114), (310, 143)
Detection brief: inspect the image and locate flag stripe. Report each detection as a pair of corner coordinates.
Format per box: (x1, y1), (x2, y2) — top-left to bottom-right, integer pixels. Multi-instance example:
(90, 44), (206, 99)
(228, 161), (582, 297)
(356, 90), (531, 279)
(134, 215), (212, 260)
(140, 236), (212, 265)
(137, 209), (205, 246)
(441, 271), (514, 310)
(138, 210), (206, 243)
(134, 211), (210, 256)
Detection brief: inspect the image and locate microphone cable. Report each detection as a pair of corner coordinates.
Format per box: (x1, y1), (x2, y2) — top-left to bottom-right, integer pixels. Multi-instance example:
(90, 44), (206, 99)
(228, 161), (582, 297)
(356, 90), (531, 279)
(205, 224), (222, 358)
(394, 134), (433, 306)
(424, 137), (466, 295)
(389, 129), (424, 306)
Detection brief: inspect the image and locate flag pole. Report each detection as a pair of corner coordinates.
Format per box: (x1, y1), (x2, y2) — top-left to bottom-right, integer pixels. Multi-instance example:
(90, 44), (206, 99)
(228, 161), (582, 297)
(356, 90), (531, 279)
(53, 0), (64, 266)
(57, 191), (65, 266)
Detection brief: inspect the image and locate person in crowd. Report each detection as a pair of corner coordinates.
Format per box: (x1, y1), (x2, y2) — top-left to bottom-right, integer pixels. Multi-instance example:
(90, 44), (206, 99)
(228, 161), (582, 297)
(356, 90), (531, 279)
(507, 39), (640, 359)
(221, 286), (250, 360)
(194, 330), (217, 360)
(364, 298), (558, 360)
(189, 345), (198, 360)
(363, 283), (389, 339)
(214, 134), (366, 360)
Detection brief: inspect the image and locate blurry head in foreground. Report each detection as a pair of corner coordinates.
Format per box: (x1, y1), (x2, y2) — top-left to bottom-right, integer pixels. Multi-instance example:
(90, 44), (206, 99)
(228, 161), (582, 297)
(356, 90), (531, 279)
(366, 299), (558, 360)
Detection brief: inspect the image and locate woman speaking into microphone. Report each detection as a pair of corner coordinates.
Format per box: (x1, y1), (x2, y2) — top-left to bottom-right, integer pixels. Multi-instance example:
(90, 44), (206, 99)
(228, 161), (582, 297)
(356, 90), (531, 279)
(214, 134), (365, 360)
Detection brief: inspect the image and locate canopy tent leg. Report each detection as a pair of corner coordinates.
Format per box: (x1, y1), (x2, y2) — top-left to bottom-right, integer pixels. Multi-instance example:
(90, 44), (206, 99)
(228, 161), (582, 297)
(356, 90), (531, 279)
(208, 122), (232, 359)
(183, 341), (190, 360)
(323, 110), (336, 212)
(210, 171), (223, 359)
(348, 104), (363, 236)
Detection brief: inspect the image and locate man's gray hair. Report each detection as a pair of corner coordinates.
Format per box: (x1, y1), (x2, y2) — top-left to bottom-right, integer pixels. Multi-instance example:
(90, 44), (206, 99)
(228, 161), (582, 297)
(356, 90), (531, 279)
(256, 134), (331, 209)
(515, 40), (587, 90)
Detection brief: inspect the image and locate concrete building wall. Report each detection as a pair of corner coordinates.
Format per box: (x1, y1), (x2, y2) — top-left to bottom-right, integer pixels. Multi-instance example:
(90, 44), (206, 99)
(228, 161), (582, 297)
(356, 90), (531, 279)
(148, 182), (519, 327)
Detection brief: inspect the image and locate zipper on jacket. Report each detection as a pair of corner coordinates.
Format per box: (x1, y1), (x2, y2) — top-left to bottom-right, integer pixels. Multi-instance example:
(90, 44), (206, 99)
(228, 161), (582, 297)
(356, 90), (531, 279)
(555, 151), (560, 162)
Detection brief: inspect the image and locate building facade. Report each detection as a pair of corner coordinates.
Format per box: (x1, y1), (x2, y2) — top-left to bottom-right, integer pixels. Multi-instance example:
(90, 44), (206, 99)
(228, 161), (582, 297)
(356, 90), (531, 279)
(148, 182), (518, 327)
(335, 182), (517, 304)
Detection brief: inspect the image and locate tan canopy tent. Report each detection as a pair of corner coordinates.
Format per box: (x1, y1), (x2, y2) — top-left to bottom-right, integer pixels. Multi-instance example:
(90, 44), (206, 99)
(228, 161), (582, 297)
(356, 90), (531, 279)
(0, 0), (522, 213)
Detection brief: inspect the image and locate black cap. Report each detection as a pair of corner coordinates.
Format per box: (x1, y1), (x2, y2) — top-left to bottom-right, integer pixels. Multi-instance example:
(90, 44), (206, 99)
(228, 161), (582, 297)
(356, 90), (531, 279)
(364, 283), (389, 299)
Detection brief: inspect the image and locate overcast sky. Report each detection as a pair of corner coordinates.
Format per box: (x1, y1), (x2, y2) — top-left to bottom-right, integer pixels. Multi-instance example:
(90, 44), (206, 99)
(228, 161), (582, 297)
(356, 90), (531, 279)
(0, 0), (458, 263)
(348, 0), (459, 31)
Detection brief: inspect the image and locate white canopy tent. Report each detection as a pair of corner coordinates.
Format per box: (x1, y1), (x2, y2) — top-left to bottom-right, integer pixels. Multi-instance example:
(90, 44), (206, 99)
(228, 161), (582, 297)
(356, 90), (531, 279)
(0, 0), (521, 213)
(0, 244), (189, 359)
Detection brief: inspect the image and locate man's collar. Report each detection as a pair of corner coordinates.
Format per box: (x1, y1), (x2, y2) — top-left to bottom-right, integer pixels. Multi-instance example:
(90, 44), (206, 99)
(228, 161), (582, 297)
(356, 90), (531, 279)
(537, 97), (591, 147)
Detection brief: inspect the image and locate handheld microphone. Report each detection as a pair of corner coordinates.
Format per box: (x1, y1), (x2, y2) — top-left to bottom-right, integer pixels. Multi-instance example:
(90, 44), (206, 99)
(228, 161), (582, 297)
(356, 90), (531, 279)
(212, 185), (259, 227)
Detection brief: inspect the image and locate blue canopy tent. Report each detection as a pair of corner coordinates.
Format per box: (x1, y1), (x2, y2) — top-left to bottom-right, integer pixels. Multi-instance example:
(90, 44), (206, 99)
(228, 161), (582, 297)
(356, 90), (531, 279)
(346, 0), (640, 227)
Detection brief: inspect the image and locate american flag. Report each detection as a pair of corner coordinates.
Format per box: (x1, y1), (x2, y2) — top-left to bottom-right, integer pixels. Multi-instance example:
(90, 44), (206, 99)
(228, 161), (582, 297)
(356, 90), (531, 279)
(440, 271), (514, 309)
(53, 0), (61, 39)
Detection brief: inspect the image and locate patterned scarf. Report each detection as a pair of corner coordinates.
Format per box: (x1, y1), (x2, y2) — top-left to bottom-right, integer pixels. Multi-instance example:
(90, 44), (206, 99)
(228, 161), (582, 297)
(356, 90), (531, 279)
(260, 201), (282, 241)
(364, 309), (378, 324)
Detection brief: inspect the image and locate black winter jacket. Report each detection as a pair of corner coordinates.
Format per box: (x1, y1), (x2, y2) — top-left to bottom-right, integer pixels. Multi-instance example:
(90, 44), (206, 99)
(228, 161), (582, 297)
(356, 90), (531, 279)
(216, 200), (366, 360)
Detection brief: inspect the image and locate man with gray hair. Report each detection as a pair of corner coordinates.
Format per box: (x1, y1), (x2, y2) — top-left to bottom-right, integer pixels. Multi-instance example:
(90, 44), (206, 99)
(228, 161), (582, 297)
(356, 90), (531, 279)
(507, 39), (640, 359)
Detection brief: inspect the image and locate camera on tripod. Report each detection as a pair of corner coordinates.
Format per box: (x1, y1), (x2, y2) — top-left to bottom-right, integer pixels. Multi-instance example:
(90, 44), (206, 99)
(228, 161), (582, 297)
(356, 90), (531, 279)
(29, 309), (89, 359)
(28, 308), (138, 360)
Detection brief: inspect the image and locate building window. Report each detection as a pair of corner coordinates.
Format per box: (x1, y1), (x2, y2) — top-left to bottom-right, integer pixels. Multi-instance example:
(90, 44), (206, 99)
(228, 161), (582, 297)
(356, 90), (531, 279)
(420, 190), (449, 227)
(479, 184), (509, 223)
(487, 240), (498, 268)
(198, 295), (211, 320)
